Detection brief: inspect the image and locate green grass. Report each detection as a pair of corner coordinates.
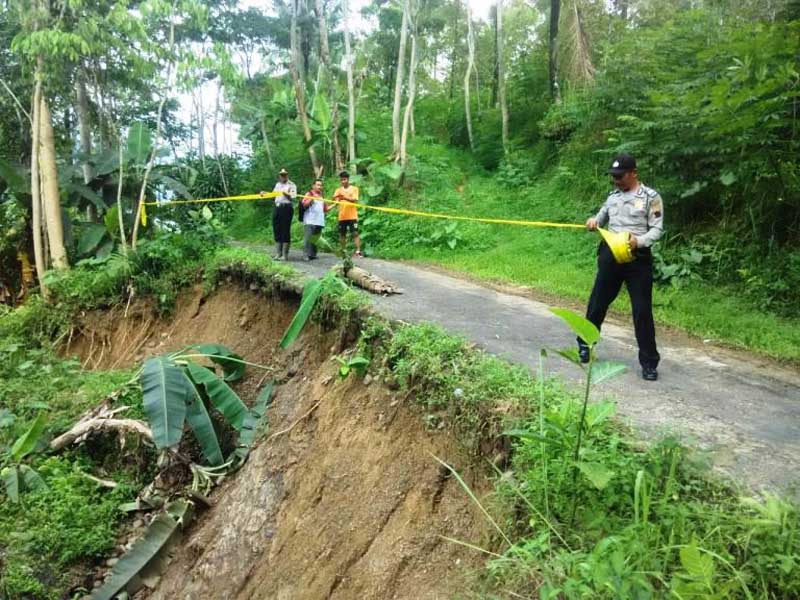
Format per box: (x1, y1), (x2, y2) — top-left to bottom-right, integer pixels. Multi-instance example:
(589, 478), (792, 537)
(376, 321), (800, 598)
(0, 337), (144, 598)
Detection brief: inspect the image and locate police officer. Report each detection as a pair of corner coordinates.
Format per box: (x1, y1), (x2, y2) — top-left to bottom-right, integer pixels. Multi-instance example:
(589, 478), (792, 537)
(582, 154), (664, 381)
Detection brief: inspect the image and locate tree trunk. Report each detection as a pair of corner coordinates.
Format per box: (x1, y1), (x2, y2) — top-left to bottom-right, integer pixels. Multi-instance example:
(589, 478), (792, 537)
(291, 0), (322, 176)
(315, 0), (343, 172)
(614, 0), (628, 20)
(549, 0), (561, 100)
(343, 0), (357, 171)
(568, 1), (595, 86)
(75, 70), (95, 221)
(197, 90), (206, 165)
(260, 118), (275, 170)
(212, 79), (221, 156)
(464, 2), (475, 151)
(448, 40), (457, 100)
(39, 95), (69, 270)
(497, 0), (509, 154)
(391, 1), (409, 158)
(115, 132), (128, 257)
(132, 5), (176, 248)
(400, 2), (418, 168)
(30, 73), (47, 295)
(75, 68), (93, 185)
(491, 4), (499, 106)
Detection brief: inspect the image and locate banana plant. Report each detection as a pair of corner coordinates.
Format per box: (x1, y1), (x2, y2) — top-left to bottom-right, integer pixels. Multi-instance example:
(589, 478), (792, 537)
(139, 344), (268, 467)
(0, 413), (48, 503)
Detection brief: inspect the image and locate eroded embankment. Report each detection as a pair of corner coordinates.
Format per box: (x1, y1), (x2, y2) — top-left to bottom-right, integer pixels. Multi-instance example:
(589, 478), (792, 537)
(67, 285), (488, 599)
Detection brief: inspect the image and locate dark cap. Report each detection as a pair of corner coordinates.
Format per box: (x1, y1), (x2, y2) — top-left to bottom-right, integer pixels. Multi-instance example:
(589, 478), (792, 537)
(278, 168), (289, 175)
(608, 154), (636, 175)
(338, 170), (350, 179)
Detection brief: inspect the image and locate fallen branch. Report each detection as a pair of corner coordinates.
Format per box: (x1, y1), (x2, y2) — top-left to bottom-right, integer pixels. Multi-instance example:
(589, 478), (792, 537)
(271, 400), (321, 438)
(51, 418), (153, 451)
(79, 471), (118, 489)
(335, 265), (402, 295)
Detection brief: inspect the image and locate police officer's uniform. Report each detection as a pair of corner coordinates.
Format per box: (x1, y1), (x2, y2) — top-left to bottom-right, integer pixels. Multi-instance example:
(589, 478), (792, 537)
(581, 155), (664, 375)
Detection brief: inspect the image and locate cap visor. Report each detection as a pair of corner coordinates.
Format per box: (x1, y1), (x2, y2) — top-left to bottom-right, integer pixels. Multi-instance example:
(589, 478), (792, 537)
(608, 168), (626, 175)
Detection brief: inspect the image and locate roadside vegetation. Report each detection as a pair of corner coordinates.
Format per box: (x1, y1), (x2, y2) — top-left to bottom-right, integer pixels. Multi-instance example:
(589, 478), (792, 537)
(1, 241), (798, 597)
(2, 0), (799, 596)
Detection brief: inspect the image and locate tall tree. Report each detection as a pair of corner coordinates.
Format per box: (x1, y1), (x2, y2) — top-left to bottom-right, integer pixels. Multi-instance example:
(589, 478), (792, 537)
(132, 0), (177, 248)
(497, 0), (508, 154)
(491, 4), (498, 106)
(564, 0), (594, 86)
(391, 0), (409, 158)
(343, 0), (357, 170)
(315, 0), (343, 172)
(30, 69), (46, 293)
(399, 0), (418, 167)
(290, 0), (322, 175)
(75, 68), (93, 187)
(463, 1), (475, 151)
(38, 93), (68, 270)
(549, 0), (561, 100)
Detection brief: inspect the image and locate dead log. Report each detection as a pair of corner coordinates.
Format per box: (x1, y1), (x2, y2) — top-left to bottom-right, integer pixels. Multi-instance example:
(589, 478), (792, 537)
(336, 265), (402, 295)
(51, 418), (153, 451)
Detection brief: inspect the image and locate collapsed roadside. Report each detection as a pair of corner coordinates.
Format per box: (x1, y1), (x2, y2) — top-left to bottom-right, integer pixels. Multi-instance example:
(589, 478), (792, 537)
(0, 244), (797, 599)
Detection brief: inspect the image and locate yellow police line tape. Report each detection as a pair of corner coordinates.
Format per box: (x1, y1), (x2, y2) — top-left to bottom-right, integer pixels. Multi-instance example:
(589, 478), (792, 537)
(140, 191), (584, 230)
(139, 192), (635, 262)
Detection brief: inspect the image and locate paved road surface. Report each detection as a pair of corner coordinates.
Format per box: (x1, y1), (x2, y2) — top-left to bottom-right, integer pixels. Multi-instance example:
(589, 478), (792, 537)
(243, 245), (800, 495)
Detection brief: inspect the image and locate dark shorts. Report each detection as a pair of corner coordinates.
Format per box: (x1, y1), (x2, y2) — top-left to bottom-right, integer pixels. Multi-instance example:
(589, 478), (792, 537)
(338, 220), (358, 235)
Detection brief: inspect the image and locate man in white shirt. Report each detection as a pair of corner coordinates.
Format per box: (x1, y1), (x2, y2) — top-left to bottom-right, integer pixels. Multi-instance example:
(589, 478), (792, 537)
(301, 179), (330, 260)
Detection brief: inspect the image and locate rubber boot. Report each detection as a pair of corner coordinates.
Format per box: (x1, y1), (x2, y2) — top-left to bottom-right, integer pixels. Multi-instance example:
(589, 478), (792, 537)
(283, 242), (290, 261)
(273, 243), (283, 260)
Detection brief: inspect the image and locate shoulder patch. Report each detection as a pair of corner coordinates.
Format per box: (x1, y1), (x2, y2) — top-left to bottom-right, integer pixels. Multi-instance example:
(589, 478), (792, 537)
(642, 185), (659, 198)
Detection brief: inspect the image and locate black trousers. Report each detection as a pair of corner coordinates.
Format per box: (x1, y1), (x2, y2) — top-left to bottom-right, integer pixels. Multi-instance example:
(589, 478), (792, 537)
(272, 203), (294, 243)
(580, 243), (660, 369)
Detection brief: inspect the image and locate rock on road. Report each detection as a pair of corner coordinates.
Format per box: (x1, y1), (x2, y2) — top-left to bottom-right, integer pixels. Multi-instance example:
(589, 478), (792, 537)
(243, 245), (800, 496)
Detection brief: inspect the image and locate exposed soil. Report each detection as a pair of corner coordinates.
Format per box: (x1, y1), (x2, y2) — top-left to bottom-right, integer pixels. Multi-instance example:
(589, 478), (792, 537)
(66, 285), (489, 599)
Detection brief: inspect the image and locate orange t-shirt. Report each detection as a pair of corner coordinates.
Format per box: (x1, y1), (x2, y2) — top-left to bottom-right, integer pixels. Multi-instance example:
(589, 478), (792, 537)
(334, 185), (359, 221)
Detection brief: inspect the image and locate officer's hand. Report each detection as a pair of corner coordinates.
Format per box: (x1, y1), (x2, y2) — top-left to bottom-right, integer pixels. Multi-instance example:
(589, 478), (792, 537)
(586, 218), (598, 231)
(628, 236), (638, 250)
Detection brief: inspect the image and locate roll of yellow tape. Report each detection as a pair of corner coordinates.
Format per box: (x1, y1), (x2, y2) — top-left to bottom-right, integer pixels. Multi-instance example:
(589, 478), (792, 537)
(598, 228), (635, 264)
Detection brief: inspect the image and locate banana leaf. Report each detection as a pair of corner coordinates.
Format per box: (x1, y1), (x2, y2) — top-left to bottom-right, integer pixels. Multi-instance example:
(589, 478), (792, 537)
(11, 413), (47, 462)
(186, 362), (248, 430)
(279, 278), (323, 349)
(182, 372), (224, 466)
(18, 464), (47, 493)
(91, 501), (193, 600)
(189, 343), (246, 382)
(1, 467), (19, 503)
(140, 357), (188, 449)
(231, 381), (274, 466)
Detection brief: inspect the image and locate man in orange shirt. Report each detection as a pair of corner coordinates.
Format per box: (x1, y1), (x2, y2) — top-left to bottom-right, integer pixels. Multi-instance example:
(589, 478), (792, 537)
(333, 170), (363, 258)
